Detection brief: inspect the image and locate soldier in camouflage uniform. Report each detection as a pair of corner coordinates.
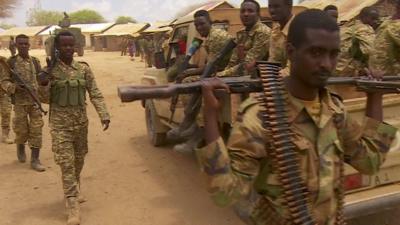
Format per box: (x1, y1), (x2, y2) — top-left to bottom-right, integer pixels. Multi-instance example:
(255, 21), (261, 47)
(218, 0), (270, 77)
(0, 56), (13, 144)
(143, 35), (155, 68)
(268, 0), (294, 75)
(168, 9), (234, 152)
(335, 7), (379, 77)
(39, 31), (110, 225)
(333, 7), (379, 99)
(198, 10), (397, 225)
(1, 34), (45, 172)
(369, 1), (400, 76)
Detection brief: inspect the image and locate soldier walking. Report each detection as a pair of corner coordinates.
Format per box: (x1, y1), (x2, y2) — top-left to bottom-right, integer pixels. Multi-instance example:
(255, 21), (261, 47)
(0, 56), (13, 144)
(1, 34), (45, 172)
(39, 31), (110, 225)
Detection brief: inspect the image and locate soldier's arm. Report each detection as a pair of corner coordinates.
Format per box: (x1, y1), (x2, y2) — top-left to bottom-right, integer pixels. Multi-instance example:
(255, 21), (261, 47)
(84, 65), (110, 121)
(243, 29), (270, 64)
(339, 99), (397, 175)
(0, 60), (15, 95)
(354, 25), (375, 56)
(198, 80), (266, 206)
(217, 48), (239, 77)
(387, 22), (400, 47)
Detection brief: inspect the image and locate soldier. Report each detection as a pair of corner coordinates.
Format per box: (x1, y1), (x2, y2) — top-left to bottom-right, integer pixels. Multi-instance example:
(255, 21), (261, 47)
(198, 10), (397, 225)
(323, 5), (339, 23)
(218, 0), (270, 77)
(335, 7), (378, 77)
(369, 1), (400, 76)
(143, 35), (155, 67)
(268, 0), (294, 73)
(8, 36), (16, 57)
(39, 31), (110, 225)
(1, 34), (45, 172)
(176, 10), (233, 80)
(0, 56), (13, 144)
(167, 9), (234, 152)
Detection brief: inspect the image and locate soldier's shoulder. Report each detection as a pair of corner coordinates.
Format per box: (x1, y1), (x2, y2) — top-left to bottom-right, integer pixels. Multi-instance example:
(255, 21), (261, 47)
(238, 97), (260, 116)
(327, 89), (345, 113)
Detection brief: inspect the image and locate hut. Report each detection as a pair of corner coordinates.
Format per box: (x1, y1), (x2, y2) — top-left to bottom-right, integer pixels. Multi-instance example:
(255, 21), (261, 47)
(0, 25), (49, 49)
(94, 23), (150, 51)
(298, 0), (397, 23)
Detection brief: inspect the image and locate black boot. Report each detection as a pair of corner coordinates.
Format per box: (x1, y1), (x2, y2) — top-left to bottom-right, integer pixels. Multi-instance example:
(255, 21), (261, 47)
(17, 144), (26, 163)
(31, 148), (45, 172)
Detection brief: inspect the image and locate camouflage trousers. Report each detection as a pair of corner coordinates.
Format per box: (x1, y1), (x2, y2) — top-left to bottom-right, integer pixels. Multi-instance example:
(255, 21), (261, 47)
(51, 126), (88, 198)
(0, 93), (12, 130)
(13, 104), (43, 148)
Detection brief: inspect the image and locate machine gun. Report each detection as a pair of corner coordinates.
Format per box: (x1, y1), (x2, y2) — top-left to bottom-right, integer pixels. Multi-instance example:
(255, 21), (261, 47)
(0, 59), (47, 115)
(169, 37), (203, 122)
(118, 75), (400, 103)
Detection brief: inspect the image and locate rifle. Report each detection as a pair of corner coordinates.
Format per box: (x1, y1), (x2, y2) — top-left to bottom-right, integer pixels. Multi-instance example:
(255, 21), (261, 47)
(118, 75), (400, 103)
(169, 38), (203, 122)
(0, 59), (47, 115)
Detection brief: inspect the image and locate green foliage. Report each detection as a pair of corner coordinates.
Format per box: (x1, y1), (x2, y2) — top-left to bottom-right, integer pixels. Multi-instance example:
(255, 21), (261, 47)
(69, 9), (106, 24)
(26, 9), (64, 26)
(115, 16), (137, 24)
(0, 22), (15, 29)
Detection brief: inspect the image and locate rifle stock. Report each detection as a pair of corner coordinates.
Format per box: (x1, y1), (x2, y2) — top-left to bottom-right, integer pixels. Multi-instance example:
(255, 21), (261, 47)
(118, 76), (400, 103)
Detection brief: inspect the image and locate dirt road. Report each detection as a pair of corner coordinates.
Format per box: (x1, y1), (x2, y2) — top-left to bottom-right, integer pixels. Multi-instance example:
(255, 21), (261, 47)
(0, 50), (241, 225)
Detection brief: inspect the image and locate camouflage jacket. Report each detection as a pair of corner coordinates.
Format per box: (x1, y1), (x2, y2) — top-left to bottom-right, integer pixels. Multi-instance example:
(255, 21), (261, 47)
(203, 27), (233, 71)
(336, 20), (375, 77)
(1, 55), (41, 105)
(269, 15), (294, 71)
(197, 87), (397, 225)
(369, 19), (400, 76)
(0, 56), (10, 95)
(42, 60), (110, 130)
(218, 21), (270, 77)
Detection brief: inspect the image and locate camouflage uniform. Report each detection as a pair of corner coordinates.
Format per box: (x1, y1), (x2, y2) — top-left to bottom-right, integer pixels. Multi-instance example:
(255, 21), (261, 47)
(1, 55), (43, 148)
(369, 19), (400, 75)
(336, 20), (375, 77)
(269, 16), (294, 75)
(43, 60), (110, 198)
(0, 57), (12, 138)
(197, 88), (397, 225)
(143, 38), (155, 67)
(218, 21), (271, 77)
(333, 20), (375, 99)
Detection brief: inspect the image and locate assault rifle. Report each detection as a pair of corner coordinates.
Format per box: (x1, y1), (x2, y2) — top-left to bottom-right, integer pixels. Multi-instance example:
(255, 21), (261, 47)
(0, 59), (47, 115)
(118, 75), (400, 103)
(169, 37), (203, 122)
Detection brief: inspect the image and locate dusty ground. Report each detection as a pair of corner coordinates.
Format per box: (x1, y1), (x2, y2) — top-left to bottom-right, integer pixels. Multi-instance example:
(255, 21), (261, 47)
(0, 49), (241, 225)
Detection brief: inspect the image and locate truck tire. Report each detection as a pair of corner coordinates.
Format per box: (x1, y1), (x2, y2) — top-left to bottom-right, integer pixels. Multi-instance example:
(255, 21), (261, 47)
(145, 100), (167, 147)
(77, 47), (84, 56)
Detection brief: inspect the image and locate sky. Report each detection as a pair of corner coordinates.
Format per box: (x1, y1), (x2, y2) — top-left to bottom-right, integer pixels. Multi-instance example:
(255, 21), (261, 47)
(3, 0), (300, 26)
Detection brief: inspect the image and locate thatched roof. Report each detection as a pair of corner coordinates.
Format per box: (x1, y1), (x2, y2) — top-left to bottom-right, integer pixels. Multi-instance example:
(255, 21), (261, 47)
(0, 25), (49, 37)
(96, 23), (150, 37)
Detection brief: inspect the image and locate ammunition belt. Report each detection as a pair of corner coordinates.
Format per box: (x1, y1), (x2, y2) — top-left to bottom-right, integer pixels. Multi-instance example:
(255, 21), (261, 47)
(257, 61), (315, 225)
(335, 143), (346, 225)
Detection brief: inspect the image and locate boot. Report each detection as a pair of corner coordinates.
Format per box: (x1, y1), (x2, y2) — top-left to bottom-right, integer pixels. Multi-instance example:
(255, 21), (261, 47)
(17, 144), (26, 163)
(31, 148), (46, 172)
(77, 182), (87, 204)
(173, 127), (203, 153)
(1, 129), (13, 144)
(66, 197), (80, 225)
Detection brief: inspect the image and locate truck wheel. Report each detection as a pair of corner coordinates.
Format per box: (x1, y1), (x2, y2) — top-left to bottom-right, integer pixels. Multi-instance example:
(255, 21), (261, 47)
(77, 48), (84, 56)
(145, 100), (167, 146)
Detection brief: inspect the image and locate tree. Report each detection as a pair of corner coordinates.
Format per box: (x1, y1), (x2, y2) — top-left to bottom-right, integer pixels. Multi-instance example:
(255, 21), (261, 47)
(115, 16), (137, 24)
(26, 9), (64, 26)
(0, 0), (18, 18)
(69, 9), (106, 24)
(0, 22), (15, 29)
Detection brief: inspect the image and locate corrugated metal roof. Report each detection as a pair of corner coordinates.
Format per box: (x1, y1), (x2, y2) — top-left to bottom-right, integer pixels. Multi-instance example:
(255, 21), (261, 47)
(96, 23), (150, 36)
(298, 0), (381, 22)
(173, 1), (235, 25)
(71, 23), (115, 33)
(141, 22), (172, 33)
(0, 25), (49, 37)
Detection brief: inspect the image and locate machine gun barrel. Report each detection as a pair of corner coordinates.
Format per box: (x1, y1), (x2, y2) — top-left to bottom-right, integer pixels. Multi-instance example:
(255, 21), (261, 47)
(118, 76), (400, 103)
